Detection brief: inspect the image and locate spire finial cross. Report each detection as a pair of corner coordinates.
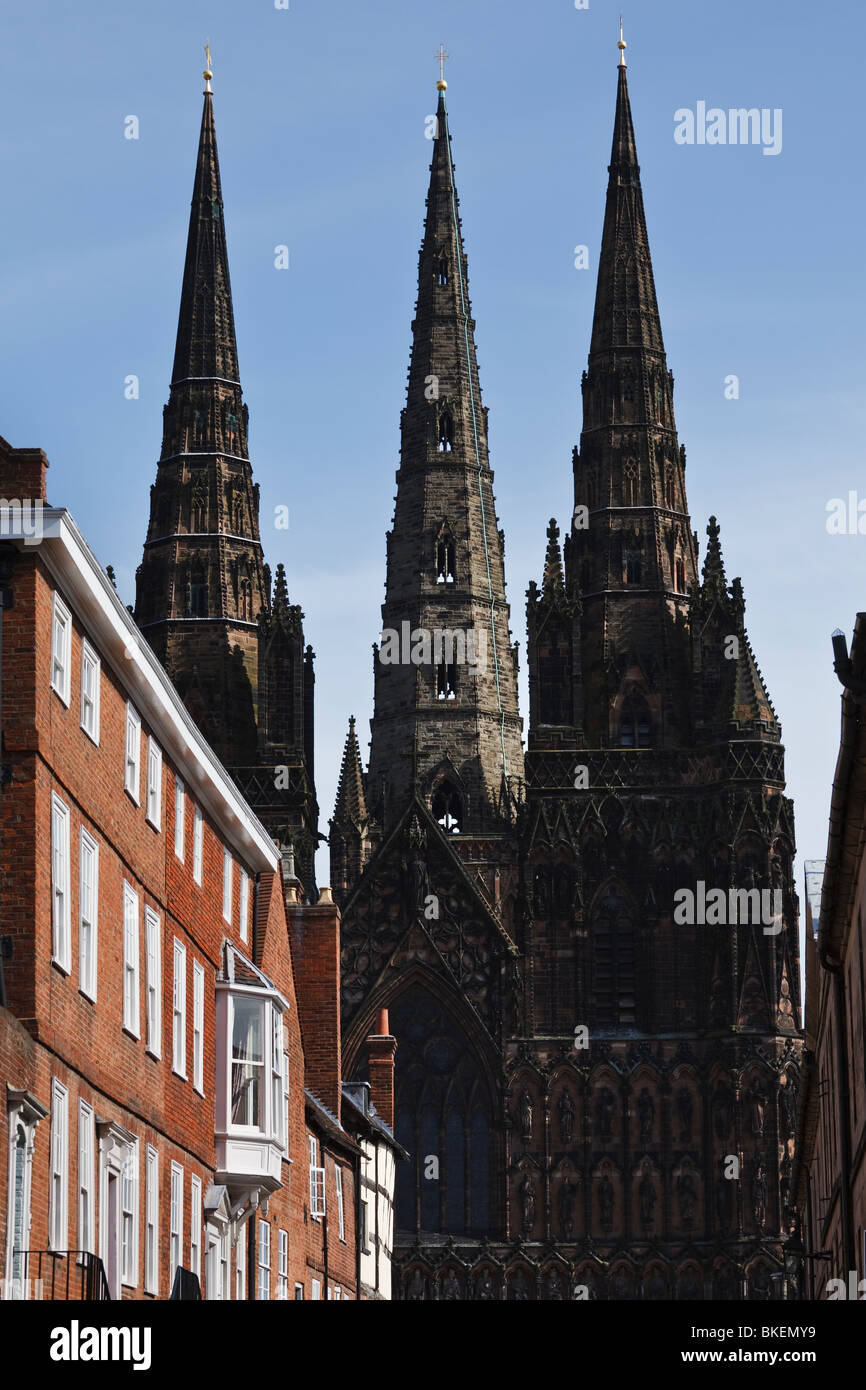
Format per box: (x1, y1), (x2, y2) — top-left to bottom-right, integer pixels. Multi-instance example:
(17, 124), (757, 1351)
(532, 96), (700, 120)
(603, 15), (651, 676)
(435, 44), (448, 92)
(203, 39), (213, 93)
(617, 16), (627, 67)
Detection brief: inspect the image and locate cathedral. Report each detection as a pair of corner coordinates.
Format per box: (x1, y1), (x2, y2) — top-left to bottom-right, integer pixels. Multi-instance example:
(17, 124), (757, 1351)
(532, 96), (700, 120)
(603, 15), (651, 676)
(132, 43), (803, 1300)
(331, 48), (803, 1300)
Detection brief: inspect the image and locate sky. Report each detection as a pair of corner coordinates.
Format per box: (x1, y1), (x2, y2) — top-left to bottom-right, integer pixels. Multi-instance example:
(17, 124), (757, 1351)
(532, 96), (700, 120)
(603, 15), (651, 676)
(0, 0), (863, 906)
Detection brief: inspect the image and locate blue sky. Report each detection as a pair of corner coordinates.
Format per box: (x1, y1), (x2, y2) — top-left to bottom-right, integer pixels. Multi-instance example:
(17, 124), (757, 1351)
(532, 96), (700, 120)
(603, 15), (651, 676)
(1, 0), (863, 907)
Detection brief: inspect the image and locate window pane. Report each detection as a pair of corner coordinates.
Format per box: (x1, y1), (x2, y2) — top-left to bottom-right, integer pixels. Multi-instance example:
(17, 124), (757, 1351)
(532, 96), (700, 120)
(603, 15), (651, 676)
(231, 998), (263, 1125)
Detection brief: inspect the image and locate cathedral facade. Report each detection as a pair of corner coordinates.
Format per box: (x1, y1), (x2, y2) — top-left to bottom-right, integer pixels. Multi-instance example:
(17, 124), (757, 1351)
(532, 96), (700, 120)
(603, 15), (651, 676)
(332, 57), (803, 1300)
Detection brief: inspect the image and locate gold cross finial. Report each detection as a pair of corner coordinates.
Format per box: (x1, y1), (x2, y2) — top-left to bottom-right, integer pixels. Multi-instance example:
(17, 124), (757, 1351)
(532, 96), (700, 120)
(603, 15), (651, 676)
(203, 40), (213, 93)
(617, 15), (627, 67)
(435, 44), (448, 92)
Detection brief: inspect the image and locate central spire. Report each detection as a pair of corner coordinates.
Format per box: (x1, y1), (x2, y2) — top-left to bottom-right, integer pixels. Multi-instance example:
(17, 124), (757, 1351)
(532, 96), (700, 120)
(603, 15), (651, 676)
(363, 80), (524, 833)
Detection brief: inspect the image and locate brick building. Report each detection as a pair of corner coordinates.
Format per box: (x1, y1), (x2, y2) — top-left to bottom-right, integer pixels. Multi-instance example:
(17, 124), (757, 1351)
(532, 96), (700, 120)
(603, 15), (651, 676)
(334, 51), (802, 1299)
(793, 620), (866, 1299)
(0, 435), (399, 1301)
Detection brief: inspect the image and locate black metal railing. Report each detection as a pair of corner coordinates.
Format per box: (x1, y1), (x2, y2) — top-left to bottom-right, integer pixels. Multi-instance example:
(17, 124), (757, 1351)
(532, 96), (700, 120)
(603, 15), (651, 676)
(10, 1250), (111, 1300)
(169, 1266), (202, 1300)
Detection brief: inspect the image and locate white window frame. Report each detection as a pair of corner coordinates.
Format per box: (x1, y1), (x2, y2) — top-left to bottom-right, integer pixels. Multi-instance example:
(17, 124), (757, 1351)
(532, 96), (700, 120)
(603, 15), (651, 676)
(78, 1100), (95, 1256)
(190, 1174), (202, 1280)
(311, 1277), (321, 1301)
(122, 882), (140, 1037)
(80, 638), (100, 743)
(78, 828), (98, 1001)
(50, 592), (71, 705)
(193, 960), (205, 1095)
(222, 848), (233, 924)
(49, 1080), (68, 1251)
(174, 777), (186, 862)
(172, 939), (187, 1078)
(124, 702), (141, 803)
(282, 1040), (290, 1154)
(193, 804), (203, 885)
(169, 1162), (183, 1292)
(145, 736), (162, 830)
(144, 907), (162, 1058)
(271, 1010), (283, 1142)
(144, 1145), (159, 1295)
(51, 793), (71, 973)
(120, 1140), (139, 1288)
(309, 1134), (325, 1219)
(335, 1163), (345, 1242)
(239, 868), (250, 944)
(5, 1092), (48, 1298)
(235, 1232), (245, 1301)
(257, 1220), (270, 1301)
(277, 1229), (288, 1300)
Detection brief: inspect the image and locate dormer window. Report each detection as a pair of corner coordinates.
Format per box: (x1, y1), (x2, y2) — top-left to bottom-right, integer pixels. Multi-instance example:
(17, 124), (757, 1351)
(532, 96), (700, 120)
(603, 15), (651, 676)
(438, 411), (454, 453)
(436, 256), (449, 287)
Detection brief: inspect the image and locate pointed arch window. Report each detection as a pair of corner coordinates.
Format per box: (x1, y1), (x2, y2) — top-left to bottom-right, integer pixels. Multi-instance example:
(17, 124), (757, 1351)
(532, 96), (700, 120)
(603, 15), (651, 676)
(438, 411), (454, 453)
(432, 780), (462, 833)
(619, 698), (651, 748)
(675, 558), (685, 593)
(436, 530), (456, 584)
(623, 459), (638, 507)
(593, 888), (636, 1028)
(387, 989), (492, 1237)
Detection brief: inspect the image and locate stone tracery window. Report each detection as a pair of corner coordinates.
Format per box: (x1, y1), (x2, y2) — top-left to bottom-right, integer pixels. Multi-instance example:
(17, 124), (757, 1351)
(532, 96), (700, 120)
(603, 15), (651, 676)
(432, 779), (462, 832)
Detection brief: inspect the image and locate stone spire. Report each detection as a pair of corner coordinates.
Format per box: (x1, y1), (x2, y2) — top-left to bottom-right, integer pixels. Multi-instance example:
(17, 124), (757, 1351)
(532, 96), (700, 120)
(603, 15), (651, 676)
(334, 716), (368, 827)
(134, 75), (318, 889)
(565, 56), (698, 748)
(365, 87), (523, 832)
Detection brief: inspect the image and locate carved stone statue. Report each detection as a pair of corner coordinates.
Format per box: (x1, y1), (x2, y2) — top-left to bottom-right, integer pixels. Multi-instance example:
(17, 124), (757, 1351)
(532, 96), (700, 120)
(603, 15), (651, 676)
(558, 1089), (575, 1145)
(646, 1267), (666, 1300)
(595, 1087), (615, 1142)
(510, 1270), (530, 1301)
(638, 1087), (654, 1144)
(441, 1269), (461, 1300)
(598, 1174), (615, 1231)
(476, 1270), (496, 1300)
(676, 1087), (693, 1142)
(676, 1170), (697, 1226)
(751, 1160), (767, 1230)
(780, 1078), (798, 1138)
(519, 1174), (536, 1233)
(713, 1081), (733, 1140)
(543, 1269), (564, 1300)
(748, 1084), (766, 1137)
(558, 1180), (576, 1237)
(406, 1268), (426, 1300)
(639, 1171), (657, 1226)
(518, 1090), (533, 1142)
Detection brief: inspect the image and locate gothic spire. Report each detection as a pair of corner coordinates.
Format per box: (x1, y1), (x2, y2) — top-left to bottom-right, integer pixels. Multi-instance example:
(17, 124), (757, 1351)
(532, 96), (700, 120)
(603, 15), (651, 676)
(589, 61), (664, 359)
(334, 716), (368, 828)
(364, 83), (524, 831)
(170, 87), (240, 390)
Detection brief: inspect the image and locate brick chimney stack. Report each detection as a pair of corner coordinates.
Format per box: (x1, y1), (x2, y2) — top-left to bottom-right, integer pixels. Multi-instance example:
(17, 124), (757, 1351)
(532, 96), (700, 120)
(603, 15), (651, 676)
(367, 1008), (396, 1130)
(288, 886), (342, 1122)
